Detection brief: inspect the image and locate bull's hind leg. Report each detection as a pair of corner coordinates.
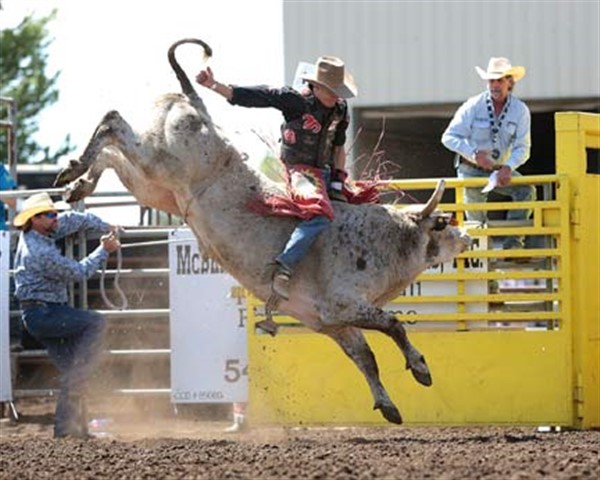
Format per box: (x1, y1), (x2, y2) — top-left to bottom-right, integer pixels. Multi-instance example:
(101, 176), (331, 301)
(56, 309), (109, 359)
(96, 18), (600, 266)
(54, 111), (126, 187)
(55, 150), (118, 202)
(54, 111), (140, 200)
(325, 326), (402, 424)
(54, 159), (90, 187)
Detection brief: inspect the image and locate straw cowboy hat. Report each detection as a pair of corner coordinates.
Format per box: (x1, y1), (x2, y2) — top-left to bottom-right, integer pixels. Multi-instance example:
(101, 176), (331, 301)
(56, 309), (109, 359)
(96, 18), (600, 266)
(301, 56), (357, 99)
(475, 57), (526, 82)
(13, 192), (68, 227)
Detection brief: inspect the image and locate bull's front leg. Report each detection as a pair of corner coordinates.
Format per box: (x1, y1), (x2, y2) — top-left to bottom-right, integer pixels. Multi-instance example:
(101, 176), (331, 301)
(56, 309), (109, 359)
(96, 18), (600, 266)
(325, 326), (403, 424)
(325, 299), (432, 387)
(355, 304), (432, 387)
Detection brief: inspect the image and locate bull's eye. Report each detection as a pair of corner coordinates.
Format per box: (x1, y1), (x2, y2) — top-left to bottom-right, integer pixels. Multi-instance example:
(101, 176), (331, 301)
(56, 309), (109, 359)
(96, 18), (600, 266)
(433, 216), (447, 231)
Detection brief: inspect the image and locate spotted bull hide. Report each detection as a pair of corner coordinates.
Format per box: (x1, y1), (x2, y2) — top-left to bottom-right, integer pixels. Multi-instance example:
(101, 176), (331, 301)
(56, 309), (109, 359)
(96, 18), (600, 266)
(54, 38), (471, 424)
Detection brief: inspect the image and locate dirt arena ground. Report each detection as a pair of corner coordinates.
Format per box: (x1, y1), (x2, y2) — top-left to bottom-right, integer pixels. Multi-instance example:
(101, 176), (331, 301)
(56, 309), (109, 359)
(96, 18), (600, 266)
(1, 398), (598, 480)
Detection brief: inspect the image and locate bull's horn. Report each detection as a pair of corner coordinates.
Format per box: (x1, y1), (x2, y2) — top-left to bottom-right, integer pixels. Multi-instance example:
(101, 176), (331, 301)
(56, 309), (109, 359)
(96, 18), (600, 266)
(420, 179), (445, 218)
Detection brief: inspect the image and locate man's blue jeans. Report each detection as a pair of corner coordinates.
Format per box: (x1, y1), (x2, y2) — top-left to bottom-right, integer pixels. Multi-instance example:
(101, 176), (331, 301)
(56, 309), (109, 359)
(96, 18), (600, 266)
(21, 303), (106, 436)
(276, 215), (331, 270)
(457, 163), (536, 248)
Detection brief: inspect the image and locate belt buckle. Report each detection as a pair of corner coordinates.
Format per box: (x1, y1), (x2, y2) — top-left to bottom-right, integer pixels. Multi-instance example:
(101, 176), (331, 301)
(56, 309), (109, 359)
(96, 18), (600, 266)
(21, 300), (46, 308)
(460, 158), (482, 170)
(460, 157), (494, 172)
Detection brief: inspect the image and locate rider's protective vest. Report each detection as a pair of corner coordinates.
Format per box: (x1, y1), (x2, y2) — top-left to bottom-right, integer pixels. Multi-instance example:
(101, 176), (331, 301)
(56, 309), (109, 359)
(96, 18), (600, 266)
(229, 85), (349, 169)
(280, 98), (347, 169)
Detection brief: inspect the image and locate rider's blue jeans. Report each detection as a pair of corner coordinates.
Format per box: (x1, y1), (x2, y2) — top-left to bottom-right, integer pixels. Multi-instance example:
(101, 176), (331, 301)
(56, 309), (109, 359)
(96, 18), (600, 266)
(276, 215), (331, 270)
(21, 303), (106, 435)
(275, 168), (332, 270)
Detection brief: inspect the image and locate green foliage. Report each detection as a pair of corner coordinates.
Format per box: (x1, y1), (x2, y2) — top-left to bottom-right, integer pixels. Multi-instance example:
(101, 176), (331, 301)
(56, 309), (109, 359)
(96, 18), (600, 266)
(0, 9), (73, 164)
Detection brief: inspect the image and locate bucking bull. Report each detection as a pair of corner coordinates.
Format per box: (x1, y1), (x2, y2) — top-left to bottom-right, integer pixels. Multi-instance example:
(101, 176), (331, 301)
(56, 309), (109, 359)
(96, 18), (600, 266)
(54, 38), (471, 424)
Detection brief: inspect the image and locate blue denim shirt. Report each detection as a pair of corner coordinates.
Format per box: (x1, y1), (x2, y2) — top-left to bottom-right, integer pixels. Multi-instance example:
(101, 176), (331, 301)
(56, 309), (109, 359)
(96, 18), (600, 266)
(441, 91), (531, 170)
(14, 211), (111, 303)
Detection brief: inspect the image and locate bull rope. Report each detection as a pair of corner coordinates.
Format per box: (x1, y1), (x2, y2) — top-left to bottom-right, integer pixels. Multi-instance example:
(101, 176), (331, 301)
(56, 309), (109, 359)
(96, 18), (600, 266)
(98, 234), (192, 310)
(100, 247), (128, 310)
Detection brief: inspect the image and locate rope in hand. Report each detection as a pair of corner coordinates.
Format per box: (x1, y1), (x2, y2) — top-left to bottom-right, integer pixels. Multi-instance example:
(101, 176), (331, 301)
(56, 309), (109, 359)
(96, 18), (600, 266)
(97, 229), (192, 310)
(100, 230), (128, 310)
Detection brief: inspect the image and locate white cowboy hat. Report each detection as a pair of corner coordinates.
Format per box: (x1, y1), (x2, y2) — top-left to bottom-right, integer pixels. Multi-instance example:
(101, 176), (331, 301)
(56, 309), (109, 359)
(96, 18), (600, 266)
(301, 56), (357, 99)
(475, 57), (526, 82)
(13, 192), (69, 227)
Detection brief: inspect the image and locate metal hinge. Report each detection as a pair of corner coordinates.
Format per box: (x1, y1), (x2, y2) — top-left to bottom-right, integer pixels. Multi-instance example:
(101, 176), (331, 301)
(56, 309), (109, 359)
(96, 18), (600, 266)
(571, 208), (581, 225)
(574, 372), (584, 420)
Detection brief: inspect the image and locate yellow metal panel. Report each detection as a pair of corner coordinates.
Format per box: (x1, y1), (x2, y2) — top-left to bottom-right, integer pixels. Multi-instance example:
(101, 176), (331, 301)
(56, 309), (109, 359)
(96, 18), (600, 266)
(585, 134), (600, 149)
(543, 209), (561, 227)
(555, 112), (600, 428)
(249, 331), (572, 426)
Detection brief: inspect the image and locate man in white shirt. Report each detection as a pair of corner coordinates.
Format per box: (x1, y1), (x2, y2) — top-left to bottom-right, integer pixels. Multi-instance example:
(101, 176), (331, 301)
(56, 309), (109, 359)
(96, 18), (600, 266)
(441, 57), (535, 249)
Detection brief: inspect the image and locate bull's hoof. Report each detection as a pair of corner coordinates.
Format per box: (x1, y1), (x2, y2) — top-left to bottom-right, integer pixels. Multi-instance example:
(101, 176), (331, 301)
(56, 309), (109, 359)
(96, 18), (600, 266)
(63, 184), (84, 203)
(256, 319), (279, 337)
(53, 159), (88, 187)
(374, 402), (403, 424)
(63, 178), (94, 203)
(406, 355), (433, 387)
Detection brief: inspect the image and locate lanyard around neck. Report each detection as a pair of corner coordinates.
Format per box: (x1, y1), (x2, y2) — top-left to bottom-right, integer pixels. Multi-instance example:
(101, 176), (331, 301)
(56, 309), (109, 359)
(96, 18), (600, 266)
(485, 93), (511, 160)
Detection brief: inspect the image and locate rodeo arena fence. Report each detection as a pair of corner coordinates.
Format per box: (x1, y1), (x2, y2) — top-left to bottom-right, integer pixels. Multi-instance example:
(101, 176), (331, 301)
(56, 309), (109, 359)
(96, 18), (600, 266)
(1, 110), (598, 430)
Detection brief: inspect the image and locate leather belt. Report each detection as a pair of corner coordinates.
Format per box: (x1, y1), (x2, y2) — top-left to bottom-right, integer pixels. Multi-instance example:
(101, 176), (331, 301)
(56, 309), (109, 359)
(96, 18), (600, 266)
(20, 300), (47, 308)
(458, 157), (502, 172)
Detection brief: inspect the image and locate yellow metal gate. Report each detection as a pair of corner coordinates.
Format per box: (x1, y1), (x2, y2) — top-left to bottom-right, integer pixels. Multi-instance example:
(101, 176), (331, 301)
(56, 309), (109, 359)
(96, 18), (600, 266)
(247, 112), (599, 429)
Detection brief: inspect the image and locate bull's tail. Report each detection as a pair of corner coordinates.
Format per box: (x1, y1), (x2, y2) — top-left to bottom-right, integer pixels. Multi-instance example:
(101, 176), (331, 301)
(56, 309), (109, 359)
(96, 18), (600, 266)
(167, 38), (213, 101)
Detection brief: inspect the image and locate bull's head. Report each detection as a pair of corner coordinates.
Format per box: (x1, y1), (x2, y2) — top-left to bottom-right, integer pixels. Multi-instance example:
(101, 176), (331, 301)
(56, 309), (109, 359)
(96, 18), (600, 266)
(414, 179), (472, 265)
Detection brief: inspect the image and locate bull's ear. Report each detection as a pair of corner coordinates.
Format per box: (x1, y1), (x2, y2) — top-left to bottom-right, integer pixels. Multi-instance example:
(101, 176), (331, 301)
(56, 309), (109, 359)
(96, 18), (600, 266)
(407, 213), (420, 224)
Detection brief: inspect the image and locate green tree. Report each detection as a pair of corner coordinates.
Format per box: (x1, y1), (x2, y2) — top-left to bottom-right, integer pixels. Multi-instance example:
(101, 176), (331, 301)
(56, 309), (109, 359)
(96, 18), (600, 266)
(0, 10), (73, 164)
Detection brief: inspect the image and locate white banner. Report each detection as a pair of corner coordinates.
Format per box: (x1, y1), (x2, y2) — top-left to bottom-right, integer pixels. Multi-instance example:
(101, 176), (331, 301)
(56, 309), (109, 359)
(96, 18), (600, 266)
(168, 229), (247, 403)
(0, 231), (12, 402)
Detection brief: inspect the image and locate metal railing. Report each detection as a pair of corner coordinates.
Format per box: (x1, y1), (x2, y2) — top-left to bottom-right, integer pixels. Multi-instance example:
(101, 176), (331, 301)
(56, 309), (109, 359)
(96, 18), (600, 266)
(248, 173), (566, 332)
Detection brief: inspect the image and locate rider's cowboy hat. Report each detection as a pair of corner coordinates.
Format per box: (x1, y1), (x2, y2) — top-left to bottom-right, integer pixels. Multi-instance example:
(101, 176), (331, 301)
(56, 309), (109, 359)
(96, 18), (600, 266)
(475, 57), (526, 82)
(13, 192), (69, 227)
(301, 56), (357, 99)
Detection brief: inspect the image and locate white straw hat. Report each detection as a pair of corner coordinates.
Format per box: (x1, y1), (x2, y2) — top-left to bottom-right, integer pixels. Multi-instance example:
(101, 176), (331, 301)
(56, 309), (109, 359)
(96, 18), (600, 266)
(475, 57), (526, 82)
(13, 192), (69, 227)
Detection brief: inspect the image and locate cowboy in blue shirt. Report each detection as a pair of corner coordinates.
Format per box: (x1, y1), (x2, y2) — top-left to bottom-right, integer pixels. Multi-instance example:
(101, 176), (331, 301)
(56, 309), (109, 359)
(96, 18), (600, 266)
(442, 57), (536, 249)
(13, 192), (121, 438)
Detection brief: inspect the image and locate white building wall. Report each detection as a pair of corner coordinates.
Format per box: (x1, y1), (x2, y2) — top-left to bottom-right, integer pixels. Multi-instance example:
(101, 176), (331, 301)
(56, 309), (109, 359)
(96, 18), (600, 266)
(283, 1), (600, 106)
